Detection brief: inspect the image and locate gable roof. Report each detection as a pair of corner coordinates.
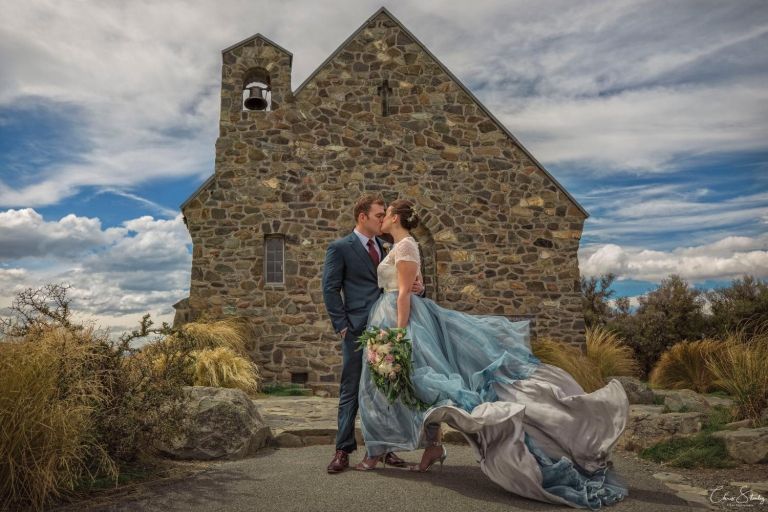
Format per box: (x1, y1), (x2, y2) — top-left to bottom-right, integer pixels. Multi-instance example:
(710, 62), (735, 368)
(181, 175), (214, 211)
(222, 32), (293, 65)
(293, 7), (587, 217)
(182, 7), (588, 218)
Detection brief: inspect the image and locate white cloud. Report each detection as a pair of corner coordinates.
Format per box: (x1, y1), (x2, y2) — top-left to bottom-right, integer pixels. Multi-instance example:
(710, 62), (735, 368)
(580, 234), (768, 282)
(0, 208), (122, 259)
(0, 209), (191, 329)
(496, 83), (768, 171)
(581, 185), (768, 243)
(1, 0), (767, 208)
(87, 215), (191, 273)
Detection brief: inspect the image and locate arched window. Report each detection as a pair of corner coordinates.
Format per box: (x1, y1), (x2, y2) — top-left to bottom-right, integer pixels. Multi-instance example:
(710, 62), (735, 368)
(242, 68), (272, 111)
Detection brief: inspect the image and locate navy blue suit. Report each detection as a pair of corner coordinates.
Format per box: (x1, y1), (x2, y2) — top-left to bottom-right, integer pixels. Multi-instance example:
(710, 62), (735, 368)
(322, 232), (386, 453)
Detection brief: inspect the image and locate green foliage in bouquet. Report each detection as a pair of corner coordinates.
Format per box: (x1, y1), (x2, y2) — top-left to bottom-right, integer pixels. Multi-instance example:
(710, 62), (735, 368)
(357, 327), (432, 411)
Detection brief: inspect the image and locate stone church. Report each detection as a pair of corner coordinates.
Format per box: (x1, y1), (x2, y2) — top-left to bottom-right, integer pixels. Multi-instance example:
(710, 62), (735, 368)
(177, 7), (589, 394)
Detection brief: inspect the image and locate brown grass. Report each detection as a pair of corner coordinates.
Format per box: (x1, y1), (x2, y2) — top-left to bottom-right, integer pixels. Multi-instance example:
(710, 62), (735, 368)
(649, 339), (725, 393)
(705, 329), (768, 423)
(191, 347), (261, 394)
(179, 318), (250, 355)
(532, 337), (605, 392)
(0, 328), (116, 511)
(585, 325), (639, 379)
(532, 327), (638, 392)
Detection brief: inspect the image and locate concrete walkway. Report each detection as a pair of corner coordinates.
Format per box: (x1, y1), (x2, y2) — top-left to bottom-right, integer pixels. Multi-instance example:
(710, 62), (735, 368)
(48, 396), (733, 511)
(67, 445), (701, 512)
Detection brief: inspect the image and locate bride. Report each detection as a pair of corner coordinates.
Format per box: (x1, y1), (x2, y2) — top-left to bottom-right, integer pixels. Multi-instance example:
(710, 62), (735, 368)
(354, 199), (630, 509)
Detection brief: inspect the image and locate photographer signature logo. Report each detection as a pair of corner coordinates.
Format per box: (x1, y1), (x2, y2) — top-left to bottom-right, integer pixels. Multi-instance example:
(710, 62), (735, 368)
(710, 486), (767, 507)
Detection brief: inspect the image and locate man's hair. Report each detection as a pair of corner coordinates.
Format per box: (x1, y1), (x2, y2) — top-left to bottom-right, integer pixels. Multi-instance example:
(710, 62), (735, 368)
(353, 194), (385, 222)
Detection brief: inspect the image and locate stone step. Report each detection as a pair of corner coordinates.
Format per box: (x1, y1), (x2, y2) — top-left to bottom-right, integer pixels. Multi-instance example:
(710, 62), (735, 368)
(271, 425), (469, 448)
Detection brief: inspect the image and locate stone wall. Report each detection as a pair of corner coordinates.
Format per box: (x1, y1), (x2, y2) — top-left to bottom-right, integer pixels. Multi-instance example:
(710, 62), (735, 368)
(182, 11), (587, 394)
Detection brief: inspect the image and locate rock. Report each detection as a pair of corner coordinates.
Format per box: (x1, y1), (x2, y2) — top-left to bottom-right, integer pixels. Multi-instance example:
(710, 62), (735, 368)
(724, 419), (753, 430)
(729, 482), (768, 493)
(664, 483), (708, 496)
(703, 394), (734, 409)
(274, 432), (304, 448)
(617, 405), (706, 451)
(158, 386), (272, 460)
(610, 376), (654, 405)
(653, 472), (687, 483)
(654, 389), (711, 413)
(314, 390), (331, 398)
(712, 427), (768, 464)
(629, 404), (666, 415)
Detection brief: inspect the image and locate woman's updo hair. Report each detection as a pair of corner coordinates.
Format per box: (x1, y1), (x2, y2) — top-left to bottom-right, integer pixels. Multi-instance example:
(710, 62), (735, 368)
(390, 199), (420, 230)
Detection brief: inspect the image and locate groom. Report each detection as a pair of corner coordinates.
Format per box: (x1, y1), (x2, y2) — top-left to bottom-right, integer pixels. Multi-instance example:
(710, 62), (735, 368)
(322, 194), (421, 473)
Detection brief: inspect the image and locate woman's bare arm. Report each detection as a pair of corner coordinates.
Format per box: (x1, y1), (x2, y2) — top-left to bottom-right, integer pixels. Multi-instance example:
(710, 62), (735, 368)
(396, 260), (419, 328)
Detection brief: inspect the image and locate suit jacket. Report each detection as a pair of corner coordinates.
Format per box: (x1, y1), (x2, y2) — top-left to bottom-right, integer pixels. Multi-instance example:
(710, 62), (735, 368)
(322, 233), (387, 335)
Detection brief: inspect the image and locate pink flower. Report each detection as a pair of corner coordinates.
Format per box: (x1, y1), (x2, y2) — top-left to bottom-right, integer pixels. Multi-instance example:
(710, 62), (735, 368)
(384, 354), (394, 363)
(367, 351), (377, 364)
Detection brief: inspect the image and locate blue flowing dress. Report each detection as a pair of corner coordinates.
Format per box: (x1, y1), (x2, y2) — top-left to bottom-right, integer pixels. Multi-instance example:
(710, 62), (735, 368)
(358, 236), (629, 510)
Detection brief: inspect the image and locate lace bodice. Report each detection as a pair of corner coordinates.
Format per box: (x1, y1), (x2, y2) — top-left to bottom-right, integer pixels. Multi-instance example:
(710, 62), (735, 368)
(377, 236), (421, 292)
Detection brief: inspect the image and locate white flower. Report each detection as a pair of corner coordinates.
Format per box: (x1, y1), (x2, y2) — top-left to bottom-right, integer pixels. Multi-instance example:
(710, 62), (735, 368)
(377, 361), (393, 375)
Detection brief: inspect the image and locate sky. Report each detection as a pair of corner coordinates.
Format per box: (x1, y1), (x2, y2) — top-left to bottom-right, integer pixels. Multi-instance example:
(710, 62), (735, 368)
(1, 0), (767, 332)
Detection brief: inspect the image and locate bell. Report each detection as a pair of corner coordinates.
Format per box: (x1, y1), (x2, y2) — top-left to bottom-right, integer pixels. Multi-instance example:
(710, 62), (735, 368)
(244, 85), (269, 110)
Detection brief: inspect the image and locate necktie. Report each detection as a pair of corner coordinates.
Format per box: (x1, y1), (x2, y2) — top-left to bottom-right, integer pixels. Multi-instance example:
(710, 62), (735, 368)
(367, 239), (380, 266)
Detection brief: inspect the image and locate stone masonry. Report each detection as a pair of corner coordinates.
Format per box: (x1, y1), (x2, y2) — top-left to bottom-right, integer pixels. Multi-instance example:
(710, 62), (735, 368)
(178, 8), (589, 395)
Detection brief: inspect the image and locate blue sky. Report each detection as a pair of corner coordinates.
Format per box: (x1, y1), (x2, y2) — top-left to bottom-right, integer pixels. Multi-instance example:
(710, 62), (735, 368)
(1, 0), (767, 329)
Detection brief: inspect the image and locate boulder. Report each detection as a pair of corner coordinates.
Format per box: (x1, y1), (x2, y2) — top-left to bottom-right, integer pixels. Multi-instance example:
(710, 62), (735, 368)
(610, 376), (654, 405)
(724, 419), (753, 430)
(712, 427), (768, 464)
(617, 405), (706, 451)
(653, 389), (711, 413)
(702, 394), (734, 409)
(158, 386), (272, 460)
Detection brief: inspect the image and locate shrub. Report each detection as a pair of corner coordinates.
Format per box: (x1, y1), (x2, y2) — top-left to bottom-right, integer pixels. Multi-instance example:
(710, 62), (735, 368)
(648, 339), (724, 393)
(93, 325), (193, 463)
(0, 286), (192, 510)
(585, 325), (638, 380)
(581, 273), (616, 328)
(0, 329), (115, 511)
(532, 338), (604, 392)
(607, 275), (708, 377)
(705, 328), (768, 423)
(191, 347), (261, 394)
(144, 318), (261, 394)
(179, 318), (250, 355)
(707, 276), (768, 338)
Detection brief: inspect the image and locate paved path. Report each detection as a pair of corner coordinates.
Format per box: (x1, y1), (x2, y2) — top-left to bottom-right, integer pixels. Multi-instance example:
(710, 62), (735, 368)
(66, 445), (700, 512)
(55, 396), (737, 511)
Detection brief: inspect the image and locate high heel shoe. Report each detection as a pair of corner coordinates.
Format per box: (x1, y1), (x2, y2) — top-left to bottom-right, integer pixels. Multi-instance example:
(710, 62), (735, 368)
(409, 442), (448, 473)
(354, 454), (384, 471)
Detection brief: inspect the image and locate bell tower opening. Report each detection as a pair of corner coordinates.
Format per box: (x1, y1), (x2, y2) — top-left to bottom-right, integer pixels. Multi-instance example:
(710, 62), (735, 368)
(242, 67), (272, 111)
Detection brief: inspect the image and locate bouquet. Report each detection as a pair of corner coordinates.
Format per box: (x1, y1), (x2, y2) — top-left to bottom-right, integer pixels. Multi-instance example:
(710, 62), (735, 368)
(357, 326), (431, 411)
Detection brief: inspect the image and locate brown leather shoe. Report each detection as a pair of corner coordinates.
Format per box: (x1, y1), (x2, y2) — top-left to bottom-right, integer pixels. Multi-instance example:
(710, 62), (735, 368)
(327, 449), (349, 473)
(383, 451), (408, 468)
